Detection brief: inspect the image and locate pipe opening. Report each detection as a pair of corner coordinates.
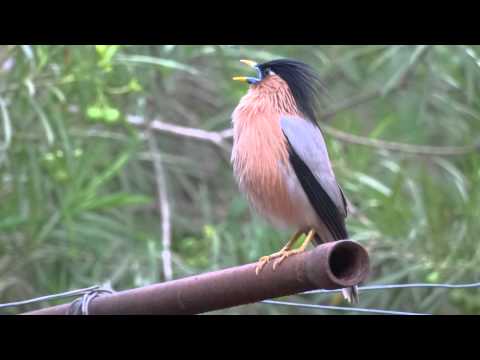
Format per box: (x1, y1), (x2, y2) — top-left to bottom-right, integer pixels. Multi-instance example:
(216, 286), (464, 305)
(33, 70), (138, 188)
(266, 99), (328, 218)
(328, 241), (368, 285)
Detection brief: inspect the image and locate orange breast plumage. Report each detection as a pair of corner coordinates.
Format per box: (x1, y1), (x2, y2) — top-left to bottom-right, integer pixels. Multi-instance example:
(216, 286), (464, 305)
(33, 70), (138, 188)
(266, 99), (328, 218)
(231, 75), (310, 229)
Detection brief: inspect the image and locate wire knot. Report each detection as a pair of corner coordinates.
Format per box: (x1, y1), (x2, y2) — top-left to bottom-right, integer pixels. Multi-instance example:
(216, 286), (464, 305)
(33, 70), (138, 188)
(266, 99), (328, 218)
(67, 284), (115, 315)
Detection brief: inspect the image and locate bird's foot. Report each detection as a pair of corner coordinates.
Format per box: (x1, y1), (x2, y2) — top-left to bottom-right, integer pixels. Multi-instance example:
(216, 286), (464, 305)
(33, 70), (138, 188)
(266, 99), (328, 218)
(272, 248), (306, 270)
(255, 249), (289, 275)
(255, 247), (306, 274)
(262, 229), (315, 273)
(255, 230), (308, 275)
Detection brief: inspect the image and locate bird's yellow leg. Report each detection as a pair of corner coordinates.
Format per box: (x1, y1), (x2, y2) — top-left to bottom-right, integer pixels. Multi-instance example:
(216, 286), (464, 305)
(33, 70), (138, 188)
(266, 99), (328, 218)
(272, 229), (316, 270)
(255, 230), (304, 275)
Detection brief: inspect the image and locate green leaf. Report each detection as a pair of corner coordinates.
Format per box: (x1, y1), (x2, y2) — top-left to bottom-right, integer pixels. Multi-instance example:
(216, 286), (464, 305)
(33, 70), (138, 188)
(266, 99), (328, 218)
(36, 46), (49, 69)
(54, 169), (69, 182)
(427, 271), (440, 283)
(95, 45), (108, 55)
(355, 172), (392, 197)
(103, 107), (120, 123)
(203, 224), (217, 239)
(116, 55), (199, 75)
(85, 151), (132, 196)
(79, 192), (152, 211)
(434, 158), (468, 202)
(29, 97), (55, 145)
(97, 45), (120, 70)
(86, 105), (103, 120)
(128, 78), (142, 92)
(368, 45), (404, 72)
(369, 115), (394, 139)
(0, 216), (27, 231)
(0, 97), (12, 149)
(382, 45), (429, 95)
(47, 85), (66, 103)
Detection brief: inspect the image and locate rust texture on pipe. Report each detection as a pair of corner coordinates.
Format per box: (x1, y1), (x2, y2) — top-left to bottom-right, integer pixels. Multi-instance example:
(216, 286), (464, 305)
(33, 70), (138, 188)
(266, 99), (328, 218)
(25, 240), (369, 315)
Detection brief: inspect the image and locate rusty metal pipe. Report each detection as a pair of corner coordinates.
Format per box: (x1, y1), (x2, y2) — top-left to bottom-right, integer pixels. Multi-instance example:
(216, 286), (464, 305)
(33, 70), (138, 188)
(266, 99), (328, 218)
(24, 240), (369, 315)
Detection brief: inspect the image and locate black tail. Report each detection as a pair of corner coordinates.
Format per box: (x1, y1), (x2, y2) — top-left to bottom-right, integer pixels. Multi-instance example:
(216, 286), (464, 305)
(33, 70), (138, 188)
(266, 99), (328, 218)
(312, 232), (359, 304)
(313, 233), (324, 246)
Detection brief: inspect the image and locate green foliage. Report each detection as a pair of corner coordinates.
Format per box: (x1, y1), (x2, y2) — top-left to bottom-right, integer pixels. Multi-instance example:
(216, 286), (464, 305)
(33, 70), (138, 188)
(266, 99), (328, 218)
(1, 45), (479, 314)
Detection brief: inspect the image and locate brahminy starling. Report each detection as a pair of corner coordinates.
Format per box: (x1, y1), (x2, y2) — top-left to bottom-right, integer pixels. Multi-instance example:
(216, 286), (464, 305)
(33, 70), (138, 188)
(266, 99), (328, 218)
(231, 59), (358, 304)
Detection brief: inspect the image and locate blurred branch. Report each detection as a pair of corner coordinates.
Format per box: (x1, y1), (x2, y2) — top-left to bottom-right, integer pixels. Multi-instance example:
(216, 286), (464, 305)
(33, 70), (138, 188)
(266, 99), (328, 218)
(70, 128), (131, 142)
(320, 89), (386, 121)
(146, 130), (173, 281)
(128, 115), (478, 158)
(322, 124), (480, 156)
(127, 115), (233, 152)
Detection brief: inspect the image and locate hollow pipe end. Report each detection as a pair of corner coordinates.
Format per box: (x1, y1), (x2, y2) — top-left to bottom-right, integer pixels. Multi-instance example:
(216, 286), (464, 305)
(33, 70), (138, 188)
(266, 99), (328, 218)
(306, 240), (370, 289)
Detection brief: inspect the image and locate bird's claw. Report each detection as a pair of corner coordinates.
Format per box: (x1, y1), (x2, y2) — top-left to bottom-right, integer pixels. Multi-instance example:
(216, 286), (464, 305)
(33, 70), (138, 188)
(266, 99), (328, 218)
(255, 251), (286, 275)
(272, 249), (301, 270)
(255, 256), (272, 275)
(255, 248), (305, 274)
(272, 254), (289, 270)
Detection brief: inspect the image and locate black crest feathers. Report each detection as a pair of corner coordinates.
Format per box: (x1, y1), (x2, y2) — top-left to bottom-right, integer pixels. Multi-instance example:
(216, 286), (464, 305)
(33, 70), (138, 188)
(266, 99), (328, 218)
(258, 59), (326, 124)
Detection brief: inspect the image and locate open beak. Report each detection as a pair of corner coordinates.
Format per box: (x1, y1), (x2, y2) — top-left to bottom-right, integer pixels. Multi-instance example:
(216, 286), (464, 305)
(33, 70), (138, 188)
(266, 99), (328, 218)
(233, 59), (260, 83)
(239, 59), (258, 68)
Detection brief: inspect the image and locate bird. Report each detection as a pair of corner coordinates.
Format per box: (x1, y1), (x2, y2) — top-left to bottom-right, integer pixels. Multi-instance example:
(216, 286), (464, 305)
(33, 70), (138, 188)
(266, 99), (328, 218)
(231, 58), (358, 304)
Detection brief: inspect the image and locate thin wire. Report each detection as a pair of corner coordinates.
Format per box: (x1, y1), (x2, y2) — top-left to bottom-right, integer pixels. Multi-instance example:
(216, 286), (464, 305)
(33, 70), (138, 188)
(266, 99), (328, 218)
(302, 282), (480, 295)
(2, 282), (479, 313)
(0, 285), (100, 309)
(262, 300), (431, 315)
(265, 282), (480, 315)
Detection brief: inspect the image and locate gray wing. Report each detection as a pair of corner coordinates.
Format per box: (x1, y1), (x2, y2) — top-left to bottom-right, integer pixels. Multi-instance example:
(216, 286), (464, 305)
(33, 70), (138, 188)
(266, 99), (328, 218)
(280, 115), (348, 239)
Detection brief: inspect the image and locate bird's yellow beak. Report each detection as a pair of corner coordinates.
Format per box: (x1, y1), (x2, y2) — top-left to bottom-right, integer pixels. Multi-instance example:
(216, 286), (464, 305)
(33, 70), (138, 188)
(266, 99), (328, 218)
(239, 59), (258, 68)
(233, 59), (259, 82)
(232, 76), (248, 82)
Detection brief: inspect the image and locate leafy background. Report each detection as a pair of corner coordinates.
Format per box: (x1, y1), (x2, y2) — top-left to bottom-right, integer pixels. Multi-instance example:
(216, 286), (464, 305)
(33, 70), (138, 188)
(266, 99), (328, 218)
(1, 45), (479, 314)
